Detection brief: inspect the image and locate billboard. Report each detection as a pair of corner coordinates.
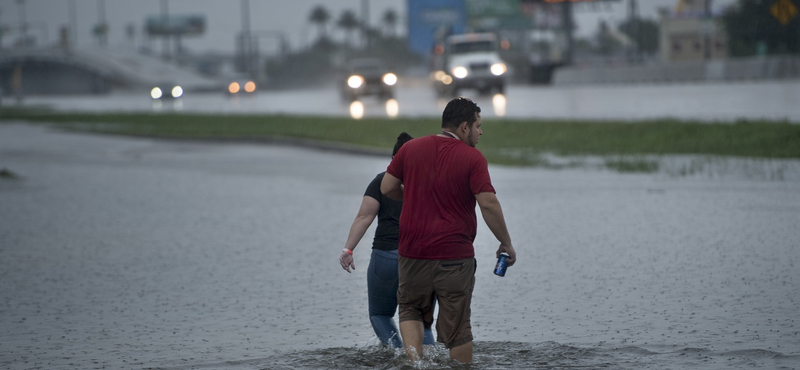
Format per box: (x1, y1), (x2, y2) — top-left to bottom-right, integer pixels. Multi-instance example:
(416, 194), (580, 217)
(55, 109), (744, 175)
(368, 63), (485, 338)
(466, 0), (531, 30)
(407, 0), (467, 55)
(146, 15), (205, 36)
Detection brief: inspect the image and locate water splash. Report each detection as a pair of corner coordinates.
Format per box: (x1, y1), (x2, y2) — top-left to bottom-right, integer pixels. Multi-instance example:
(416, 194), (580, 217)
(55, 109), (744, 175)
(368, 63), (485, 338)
(210, 341), (799, 370)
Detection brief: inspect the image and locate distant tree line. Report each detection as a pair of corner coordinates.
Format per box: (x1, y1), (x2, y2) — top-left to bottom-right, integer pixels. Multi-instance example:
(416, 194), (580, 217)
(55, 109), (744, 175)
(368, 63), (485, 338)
(265, 4), (417, 88)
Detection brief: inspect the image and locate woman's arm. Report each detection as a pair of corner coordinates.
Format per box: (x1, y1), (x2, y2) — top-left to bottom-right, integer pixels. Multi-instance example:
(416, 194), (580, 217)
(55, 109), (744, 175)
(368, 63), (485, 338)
(340, 196), (380, 273)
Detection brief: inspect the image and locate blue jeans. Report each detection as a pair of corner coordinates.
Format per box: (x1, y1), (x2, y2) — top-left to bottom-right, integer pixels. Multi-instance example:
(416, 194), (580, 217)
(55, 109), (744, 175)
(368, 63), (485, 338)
(368, 249), (434, 348)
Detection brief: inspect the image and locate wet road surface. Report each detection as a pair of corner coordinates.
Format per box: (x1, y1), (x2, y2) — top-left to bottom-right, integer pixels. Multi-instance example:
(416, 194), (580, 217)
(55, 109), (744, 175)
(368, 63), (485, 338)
(10, 79), (800, 122)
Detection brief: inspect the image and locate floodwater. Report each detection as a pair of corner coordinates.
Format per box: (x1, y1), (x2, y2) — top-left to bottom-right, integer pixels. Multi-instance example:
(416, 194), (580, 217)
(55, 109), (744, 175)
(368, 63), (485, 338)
(8, 79), (800, 122)
(1, 123), (799, 370)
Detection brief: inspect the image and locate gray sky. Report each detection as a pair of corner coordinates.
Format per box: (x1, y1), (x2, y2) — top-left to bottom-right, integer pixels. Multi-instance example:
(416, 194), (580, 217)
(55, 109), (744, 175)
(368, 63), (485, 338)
(0, 0), (736, 54)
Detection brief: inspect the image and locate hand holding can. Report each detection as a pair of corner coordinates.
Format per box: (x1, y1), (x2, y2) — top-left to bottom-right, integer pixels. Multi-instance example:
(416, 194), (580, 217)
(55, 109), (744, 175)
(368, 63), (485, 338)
(494, 253), (509, 277)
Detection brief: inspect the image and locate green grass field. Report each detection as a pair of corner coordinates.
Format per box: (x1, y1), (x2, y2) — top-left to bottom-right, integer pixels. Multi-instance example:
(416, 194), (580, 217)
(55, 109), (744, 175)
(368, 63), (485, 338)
(2, 108), (799, 169)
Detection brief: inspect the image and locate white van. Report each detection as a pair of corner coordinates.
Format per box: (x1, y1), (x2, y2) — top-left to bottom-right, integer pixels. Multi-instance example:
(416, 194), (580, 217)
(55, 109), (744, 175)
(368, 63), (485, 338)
(431, 33), (507, 96)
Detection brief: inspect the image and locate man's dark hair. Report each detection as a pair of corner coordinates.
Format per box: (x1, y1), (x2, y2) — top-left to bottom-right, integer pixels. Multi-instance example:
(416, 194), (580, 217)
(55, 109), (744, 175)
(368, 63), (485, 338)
(441, 97), (481, 130)
(393, 132), (413, 156)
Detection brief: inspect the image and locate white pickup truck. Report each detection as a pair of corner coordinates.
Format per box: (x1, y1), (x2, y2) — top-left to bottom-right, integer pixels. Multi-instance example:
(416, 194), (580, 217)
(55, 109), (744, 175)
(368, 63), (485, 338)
(431, 33), (507, 96)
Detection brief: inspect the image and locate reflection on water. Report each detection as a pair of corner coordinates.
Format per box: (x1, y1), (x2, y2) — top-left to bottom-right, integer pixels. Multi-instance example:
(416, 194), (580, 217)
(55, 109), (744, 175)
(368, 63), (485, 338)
(151, 98), (184, 112)
(385, 99), (399, 118)
(349, 99), (400, 119)
(492, 94), (506, 117)
(349, 100), (365, 119)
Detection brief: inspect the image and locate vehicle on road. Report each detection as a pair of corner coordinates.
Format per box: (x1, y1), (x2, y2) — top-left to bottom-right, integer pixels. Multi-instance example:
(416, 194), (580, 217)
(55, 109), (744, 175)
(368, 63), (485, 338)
(150, 82), (183, 100)
(340, 58), (398, 101)
(227, 79), (257, 95)
(431, 33), (507, 96)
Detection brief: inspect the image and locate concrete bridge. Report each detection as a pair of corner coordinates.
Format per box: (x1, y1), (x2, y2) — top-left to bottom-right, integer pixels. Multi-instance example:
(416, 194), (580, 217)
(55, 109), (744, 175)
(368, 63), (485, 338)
(0, 47), (221, 96)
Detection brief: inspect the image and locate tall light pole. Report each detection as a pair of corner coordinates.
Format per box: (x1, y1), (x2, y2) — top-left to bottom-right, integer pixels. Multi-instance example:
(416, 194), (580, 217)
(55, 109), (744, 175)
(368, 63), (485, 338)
(17, 0), (27, 45)
(241, 0), (253, 77)
(69, 0), (77, 47)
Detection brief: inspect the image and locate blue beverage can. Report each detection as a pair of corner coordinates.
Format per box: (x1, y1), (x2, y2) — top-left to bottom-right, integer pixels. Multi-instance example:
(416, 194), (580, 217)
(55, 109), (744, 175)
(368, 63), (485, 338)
(494, 253), (509, 277)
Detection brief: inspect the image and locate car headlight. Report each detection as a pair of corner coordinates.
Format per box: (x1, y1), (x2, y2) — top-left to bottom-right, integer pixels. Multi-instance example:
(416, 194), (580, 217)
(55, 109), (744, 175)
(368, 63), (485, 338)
(382, 73), (397, 86)
(348, 75), (364, 89)
(491, 63), (507, 76)
(151, 87), (163, 99)
(452, 66), (468, 79)
(229, 82), (241, 94)
(172, 86), (183, 98)
(244, 81), (256, 93)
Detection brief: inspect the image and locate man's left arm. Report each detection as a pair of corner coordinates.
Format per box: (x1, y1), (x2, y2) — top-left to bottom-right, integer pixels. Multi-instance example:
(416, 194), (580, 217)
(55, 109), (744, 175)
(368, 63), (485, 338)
(475, 192), (516, 266)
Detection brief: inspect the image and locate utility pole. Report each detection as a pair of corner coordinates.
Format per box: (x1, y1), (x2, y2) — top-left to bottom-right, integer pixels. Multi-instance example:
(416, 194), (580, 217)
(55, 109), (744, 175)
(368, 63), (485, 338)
(628, 0), (639, 64)
(703, 0), (712, 60)
(561, 1), (573, 65)
(69, 0), (77, 47)
(161, 0), (169, 59)
(241, 0), (253, 77)
(361, 0), (369, 47)
(97, 0), (106, 46)
(17, 0), (27, 47)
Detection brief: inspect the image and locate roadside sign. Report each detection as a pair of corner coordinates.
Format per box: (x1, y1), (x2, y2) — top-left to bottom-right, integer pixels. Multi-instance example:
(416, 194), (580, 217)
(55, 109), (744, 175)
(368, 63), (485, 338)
(771, 0), (798, 26)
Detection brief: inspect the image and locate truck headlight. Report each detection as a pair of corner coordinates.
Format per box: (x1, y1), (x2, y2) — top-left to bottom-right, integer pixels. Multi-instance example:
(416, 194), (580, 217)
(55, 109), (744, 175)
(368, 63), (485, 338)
(490, 63), (507, 76)
(171, 86), (183, 98)
(348, 75), (364, 89)
(452, 66), (468, 79)
(382, 73), (398, 86)
(151, 87), (163, 99)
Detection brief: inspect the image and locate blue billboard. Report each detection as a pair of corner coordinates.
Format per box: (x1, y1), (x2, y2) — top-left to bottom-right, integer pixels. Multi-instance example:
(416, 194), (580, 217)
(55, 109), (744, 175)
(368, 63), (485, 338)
(407, 0), (467, 55)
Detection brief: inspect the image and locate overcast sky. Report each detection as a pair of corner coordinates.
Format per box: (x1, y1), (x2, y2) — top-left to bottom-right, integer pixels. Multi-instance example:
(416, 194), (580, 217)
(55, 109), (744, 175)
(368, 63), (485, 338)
(0, 0), (736, 54)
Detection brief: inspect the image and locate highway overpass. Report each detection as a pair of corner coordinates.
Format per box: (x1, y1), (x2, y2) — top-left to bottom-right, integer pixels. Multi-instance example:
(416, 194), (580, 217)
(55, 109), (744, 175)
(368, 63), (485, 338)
(1, 47), (221, 96)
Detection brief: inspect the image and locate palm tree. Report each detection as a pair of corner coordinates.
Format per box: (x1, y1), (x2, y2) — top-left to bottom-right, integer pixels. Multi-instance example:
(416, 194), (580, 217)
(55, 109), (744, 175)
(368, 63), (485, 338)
(382, 9), (398, 37)
(337, 10), (359, 48)
(309, 5), (331, 41)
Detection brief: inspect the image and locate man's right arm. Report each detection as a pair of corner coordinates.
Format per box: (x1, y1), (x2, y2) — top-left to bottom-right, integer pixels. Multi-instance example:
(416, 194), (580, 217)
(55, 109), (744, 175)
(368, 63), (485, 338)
(475, 192), (516, 266)
(380, 172), (404, 201)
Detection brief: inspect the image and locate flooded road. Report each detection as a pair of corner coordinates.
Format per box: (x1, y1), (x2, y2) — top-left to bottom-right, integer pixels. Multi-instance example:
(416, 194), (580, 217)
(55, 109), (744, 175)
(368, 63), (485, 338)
(1, 123), (799, 369)
(9, 79), (800, 122)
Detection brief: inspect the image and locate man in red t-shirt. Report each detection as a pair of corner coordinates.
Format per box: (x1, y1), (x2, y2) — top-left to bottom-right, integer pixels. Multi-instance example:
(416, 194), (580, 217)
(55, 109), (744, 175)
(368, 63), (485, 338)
(381, 97), (516, 363)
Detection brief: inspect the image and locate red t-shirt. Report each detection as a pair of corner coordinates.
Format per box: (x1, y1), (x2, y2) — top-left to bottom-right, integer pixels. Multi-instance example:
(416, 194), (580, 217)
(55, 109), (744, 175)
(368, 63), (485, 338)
(386, 135), (495, 260)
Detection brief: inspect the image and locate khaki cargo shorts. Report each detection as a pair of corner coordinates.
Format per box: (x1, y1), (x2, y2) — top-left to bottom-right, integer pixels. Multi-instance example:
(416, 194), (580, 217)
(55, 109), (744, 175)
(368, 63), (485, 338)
(397, 255), (476, 349)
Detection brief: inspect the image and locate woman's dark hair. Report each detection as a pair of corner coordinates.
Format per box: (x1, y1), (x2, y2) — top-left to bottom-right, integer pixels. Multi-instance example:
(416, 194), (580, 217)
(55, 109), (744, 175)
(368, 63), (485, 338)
(442, 97), (481, 130)
(393, 132), (413, 156)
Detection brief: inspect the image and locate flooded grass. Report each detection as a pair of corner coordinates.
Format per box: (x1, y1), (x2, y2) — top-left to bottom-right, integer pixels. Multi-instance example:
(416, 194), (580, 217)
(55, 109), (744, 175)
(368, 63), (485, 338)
(604, 157), (660, 173)
(3, 108), (799, 165)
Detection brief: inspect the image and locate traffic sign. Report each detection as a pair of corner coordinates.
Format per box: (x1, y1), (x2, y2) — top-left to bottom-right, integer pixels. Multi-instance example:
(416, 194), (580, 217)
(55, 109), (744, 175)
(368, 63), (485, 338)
(771, 0), (798, 26)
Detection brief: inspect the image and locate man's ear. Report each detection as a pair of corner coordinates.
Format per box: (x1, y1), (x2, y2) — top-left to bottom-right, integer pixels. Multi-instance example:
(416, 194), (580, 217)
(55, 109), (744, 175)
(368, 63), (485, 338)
(458, 121), (469, 133)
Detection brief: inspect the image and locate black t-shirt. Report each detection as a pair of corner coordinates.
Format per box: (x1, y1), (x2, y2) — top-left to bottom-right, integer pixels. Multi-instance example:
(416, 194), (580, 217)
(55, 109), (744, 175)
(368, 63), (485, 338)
(364, 172), (402, 251)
